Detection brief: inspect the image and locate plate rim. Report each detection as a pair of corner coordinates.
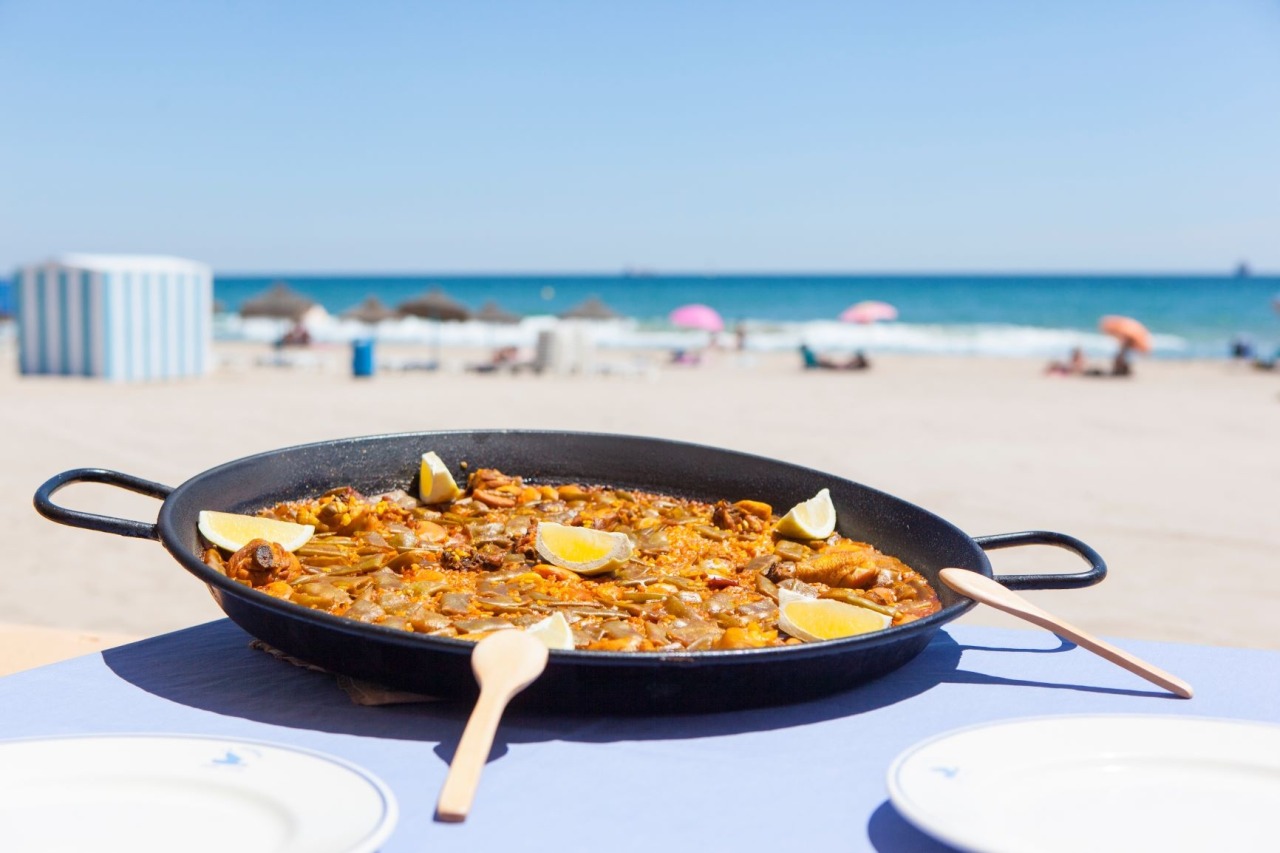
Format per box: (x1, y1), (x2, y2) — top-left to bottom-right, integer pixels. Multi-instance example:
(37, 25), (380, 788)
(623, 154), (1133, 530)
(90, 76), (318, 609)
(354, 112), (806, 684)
(886, 713), (1280, 853)
(0, 732), (398, 853)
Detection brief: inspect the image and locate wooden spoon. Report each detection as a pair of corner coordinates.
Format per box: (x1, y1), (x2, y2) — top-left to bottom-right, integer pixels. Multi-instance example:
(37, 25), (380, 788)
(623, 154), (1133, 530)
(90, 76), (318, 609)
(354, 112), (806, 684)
(435, 630), (550, 822)
(939, 568), (1193, 699)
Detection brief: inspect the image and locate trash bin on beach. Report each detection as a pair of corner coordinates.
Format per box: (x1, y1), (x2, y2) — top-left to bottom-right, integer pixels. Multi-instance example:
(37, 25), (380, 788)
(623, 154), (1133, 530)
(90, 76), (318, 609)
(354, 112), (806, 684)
(352, 339), (375, 377)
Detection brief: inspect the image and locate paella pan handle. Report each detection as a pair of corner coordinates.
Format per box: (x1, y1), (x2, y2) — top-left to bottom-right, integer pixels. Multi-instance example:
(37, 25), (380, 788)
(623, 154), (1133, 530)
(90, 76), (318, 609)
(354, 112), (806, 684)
(973, 530), (1106, 591)
(33, 469), (173, 541)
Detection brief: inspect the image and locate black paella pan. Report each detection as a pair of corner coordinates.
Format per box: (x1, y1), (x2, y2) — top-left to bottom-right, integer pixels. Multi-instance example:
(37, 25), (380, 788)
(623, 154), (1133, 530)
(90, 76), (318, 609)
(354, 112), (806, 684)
(34, 431), (1105, 713)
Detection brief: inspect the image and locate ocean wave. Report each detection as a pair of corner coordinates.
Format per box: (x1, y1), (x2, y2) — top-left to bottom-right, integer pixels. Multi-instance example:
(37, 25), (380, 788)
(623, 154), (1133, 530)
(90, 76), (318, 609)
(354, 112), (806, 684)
(785, 321), (1187, 358)
(214, 314), (1191, 358)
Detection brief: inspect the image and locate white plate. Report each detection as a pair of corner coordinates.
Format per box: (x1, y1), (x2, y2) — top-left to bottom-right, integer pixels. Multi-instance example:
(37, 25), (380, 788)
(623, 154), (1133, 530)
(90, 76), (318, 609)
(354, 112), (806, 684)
(0, 734), (397, 853)
(888, 715), (1280, 853)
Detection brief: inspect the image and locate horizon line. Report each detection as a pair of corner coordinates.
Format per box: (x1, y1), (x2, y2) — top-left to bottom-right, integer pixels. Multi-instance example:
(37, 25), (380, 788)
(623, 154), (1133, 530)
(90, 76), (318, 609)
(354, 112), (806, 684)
(206, 268), (1273, 279)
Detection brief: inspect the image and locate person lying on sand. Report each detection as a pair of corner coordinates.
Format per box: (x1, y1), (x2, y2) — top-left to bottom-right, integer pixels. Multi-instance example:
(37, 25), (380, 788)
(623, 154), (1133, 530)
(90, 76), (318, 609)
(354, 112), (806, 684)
(801, 344), (870, 371)
(1044, 347), (1086, 376)
(466, 346), (523, 374)
(1083, 344), (1133, 378)
(275, 321), (312, 348)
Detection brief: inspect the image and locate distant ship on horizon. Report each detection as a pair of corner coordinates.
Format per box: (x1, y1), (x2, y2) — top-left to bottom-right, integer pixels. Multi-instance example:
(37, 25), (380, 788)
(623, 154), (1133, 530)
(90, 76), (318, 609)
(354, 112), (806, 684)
(1234, 261), (1251, 278)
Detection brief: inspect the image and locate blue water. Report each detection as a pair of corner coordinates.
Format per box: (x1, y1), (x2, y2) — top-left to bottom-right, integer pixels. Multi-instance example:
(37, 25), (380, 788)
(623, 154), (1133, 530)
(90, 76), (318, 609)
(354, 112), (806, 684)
(214, 274), (1280, 358)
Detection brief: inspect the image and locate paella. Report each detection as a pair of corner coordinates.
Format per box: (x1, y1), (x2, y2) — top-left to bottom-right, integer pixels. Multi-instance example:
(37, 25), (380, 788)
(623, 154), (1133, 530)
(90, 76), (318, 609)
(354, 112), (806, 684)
(199, 454), (942, 652)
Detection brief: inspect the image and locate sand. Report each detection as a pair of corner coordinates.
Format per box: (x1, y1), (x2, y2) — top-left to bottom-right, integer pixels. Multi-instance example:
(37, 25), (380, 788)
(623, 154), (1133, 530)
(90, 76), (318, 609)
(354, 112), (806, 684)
(2, 338), (1277, 660)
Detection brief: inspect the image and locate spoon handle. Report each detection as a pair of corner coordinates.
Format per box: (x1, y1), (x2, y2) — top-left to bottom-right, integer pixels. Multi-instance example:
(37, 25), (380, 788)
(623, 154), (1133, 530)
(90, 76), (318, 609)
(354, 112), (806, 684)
(436, 686), (511, 822)
(939, 568), (1193, 699)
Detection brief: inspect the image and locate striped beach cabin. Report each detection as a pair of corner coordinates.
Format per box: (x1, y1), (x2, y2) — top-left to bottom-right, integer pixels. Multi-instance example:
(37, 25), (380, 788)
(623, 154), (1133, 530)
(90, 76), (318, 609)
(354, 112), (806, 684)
(14, 254), (212, 381)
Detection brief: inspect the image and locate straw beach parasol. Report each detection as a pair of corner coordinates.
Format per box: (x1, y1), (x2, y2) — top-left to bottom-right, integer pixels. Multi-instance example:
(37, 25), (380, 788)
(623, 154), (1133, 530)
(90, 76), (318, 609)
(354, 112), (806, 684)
(396, 288), (470, 322)
(239, 281), (316, 321)
(475, 300), (521, 324)
(396, 287), (469, 366)
(559, 296), (620, 320)
(342, 296), (398, 324)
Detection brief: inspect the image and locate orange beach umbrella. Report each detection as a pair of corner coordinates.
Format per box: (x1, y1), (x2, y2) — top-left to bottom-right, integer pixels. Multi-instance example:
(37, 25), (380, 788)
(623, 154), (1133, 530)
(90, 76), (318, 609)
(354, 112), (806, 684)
(1099, 315), (1152, 354)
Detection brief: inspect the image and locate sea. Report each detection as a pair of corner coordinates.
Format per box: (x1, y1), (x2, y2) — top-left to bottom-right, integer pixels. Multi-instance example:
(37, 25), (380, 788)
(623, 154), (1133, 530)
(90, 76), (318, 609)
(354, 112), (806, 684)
(212, 274), (1280, 359)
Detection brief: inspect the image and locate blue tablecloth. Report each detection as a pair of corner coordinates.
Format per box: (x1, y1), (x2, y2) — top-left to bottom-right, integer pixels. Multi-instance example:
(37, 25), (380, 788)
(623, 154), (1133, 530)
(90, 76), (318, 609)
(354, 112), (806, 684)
(1, 620), (1277, 852)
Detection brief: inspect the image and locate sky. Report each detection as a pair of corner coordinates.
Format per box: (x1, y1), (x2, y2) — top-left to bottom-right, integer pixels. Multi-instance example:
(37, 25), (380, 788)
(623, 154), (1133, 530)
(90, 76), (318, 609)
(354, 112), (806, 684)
(2, 0), (1278, 274)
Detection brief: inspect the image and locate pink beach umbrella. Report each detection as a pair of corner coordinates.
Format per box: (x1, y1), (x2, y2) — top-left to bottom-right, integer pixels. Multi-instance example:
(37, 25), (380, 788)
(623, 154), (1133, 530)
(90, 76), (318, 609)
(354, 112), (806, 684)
(668, 303), (725, 332)
(839, 301), (898, 324)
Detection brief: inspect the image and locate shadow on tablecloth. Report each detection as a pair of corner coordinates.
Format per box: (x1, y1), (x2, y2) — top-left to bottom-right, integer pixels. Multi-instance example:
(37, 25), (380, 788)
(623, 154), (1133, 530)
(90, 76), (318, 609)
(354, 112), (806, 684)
(102, 618), (1169, 766)
(867, 800), (960, 853)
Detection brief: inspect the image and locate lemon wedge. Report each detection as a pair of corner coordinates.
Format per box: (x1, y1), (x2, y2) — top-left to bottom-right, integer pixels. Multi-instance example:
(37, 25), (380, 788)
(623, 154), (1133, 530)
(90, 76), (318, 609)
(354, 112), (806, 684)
(525, 612), (575, 651)
(197, 510), (314, 552)
(534, 522), (633, 576)
(777, 587), (889, 642)
(419, 451), (461, 504)
(775, 488), (836, 540)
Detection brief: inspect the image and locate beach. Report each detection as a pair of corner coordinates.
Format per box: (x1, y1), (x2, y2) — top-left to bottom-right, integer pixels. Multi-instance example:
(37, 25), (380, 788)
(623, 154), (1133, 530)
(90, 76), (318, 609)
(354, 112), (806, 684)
(2, 341), (1277, 659)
